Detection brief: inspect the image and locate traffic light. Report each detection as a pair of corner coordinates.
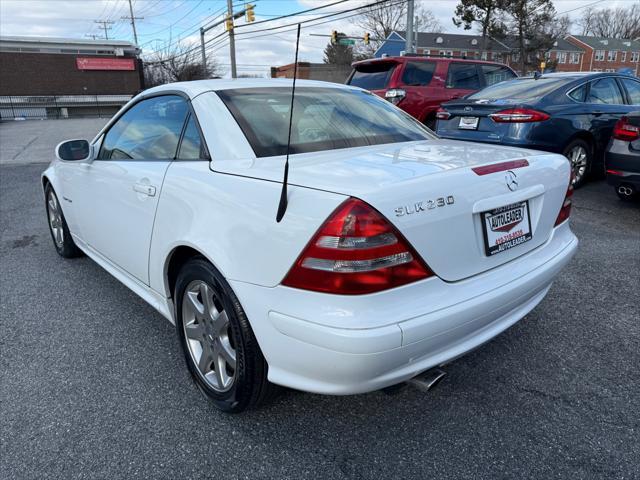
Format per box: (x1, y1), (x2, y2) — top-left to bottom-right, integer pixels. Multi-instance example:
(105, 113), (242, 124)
(331, 30), (338, 45)
(225, 17), (234, 31)
(245, 4), (255, 23)
(364, 33), (370, 45)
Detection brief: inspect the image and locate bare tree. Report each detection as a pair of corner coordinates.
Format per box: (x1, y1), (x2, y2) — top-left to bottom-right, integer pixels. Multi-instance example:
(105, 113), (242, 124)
(355, 1), (442, 50)
(143, 41), (224, 88)
(577, 4), (640, 39)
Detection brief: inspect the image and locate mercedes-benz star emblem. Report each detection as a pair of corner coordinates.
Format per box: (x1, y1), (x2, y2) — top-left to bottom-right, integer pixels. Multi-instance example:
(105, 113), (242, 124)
(504, 170), (518, 192)
(505, 170), (518, 191)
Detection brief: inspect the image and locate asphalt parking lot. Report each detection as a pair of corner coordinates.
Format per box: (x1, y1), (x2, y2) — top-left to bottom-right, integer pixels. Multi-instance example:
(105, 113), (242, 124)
(1, 120), (639, 479)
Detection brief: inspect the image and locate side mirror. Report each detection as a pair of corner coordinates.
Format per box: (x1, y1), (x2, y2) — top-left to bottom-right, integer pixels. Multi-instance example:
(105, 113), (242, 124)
(55, 139), (91, 162)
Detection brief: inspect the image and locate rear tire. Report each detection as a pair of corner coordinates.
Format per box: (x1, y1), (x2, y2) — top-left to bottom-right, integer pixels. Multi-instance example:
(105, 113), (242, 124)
(563, 139), (592, 189)
(45, 185), (82, 258)
(174, 257), (277, 413)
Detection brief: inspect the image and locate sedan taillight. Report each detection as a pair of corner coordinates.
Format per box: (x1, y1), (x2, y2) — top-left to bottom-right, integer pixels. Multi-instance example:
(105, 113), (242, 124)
(436, 107), (451, 120)
(282, 198), (432, 295)
(554, 170), (574, 227)
(612, 116), (640, 142)
(489, 108), (550, 123)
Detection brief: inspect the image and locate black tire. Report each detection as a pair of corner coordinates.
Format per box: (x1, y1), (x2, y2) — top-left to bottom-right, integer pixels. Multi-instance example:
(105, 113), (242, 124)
(44, 184), (82, 258)
(562, 138), (592, 189)
(174, 257), (277, 413)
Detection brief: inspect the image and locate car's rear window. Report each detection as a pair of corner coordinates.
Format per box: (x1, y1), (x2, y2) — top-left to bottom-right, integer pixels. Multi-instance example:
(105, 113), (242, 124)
(217, 87), (432, 158)
(468, 77), (567, 101)
(348, 62), (396, 90)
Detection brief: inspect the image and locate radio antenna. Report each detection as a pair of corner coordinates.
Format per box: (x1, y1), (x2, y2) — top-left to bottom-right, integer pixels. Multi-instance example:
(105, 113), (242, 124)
(276, 23), (301, 223)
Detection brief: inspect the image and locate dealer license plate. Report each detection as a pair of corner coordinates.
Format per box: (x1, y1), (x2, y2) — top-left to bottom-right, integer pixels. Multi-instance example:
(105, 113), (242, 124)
(482, 201), (532, 256)
(458, 116), (479, 130)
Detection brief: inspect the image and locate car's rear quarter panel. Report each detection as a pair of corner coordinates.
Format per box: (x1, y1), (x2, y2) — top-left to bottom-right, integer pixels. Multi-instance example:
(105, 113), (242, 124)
(147, 160), (347, 297)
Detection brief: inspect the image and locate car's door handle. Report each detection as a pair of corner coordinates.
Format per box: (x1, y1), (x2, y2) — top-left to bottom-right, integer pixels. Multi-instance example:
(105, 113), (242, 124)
(133, 183), (156, 196)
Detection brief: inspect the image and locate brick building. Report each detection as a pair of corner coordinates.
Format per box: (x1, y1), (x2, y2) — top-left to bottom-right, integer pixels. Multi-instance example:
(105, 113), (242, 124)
(270, 62), (352, 83)
(545, 38), (585, 72)
(375, 31), (640, 76)
(566, 35), (640, 75)
(375, 31), (512, 64)
(0, 36), (142, 119)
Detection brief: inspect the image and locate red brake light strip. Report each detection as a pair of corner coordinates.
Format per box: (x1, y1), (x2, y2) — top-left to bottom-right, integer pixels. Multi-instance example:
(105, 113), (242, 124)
(472, 159), (529, 176)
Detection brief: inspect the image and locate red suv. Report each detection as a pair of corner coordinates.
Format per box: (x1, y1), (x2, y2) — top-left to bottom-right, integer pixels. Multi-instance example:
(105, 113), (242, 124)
(347, 55), (517, 129)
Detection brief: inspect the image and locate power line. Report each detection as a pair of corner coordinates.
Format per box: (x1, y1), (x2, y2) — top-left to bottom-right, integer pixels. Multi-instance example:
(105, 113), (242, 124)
(233, 0), (400, 37)
(232, 0), (350, 29)
(557, 0), (607, 15)
(143, 0), (402, 66)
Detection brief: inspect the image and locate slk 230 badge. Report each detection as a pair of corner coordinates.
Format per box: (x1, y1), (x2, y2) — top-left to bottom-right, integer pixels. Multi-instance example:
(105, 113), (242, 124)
(395, 196), (455, 217)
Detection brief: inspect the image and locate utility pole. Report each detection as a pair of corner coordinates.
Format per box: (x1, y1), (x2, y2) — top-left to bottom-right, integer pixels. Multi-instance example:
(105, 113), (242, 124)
(94, 20), (114, 40)
(85, 34), (100, 40)
(405, 0), (414, 53)
(200, 28), (207, 76)
(122, 0), (143, 45)
(200, 4), (253, 79)
(227, 0), (237, 79)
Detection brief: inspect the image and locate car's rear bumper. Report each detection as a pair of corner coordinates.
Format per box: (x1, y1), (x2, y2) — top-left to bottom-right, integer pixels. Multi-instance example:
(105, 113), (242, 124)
(606, 147), (640, 187)
(230, 222), (578, 395)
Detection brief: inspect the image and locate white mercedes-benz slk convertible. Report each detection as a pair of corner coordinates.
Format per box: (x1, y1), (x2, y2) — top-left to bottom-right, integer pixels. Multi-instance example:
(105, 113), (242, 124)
(43, 79), (577, 412)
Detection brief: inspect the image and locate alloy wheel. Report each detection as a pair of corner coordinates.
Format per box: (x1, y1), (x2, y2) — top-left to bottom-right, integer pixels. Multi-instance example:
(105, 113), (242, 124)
(566, 145), (588, 185)
(182, 280), (237, 392)
(47, 191), (64, 247)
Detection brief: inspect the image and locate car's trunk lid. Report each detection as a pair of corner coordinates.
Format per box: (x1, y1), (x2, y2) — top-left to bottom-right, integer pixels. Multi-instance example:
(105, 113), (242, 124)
(436, 99), (533, 143)
(212, 139), (570, 281)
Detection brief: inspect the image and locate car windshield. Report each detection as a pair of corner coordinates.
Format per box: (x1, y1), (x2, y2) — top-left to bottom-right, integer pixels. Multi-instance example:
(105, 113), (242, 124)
(468, 77), (568, 101)
(217, 87), (433, 157)
(347, 62), (396, 90)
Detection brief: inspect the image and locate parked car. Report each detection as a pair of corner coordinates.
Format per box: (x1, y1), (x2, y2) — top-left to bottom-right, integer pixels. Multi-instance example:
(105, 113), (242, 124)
(436, 72), (640, 187)
(43, 79), (577, 413)
(606, 111), (640, 200)
(346, 55), (517, 129)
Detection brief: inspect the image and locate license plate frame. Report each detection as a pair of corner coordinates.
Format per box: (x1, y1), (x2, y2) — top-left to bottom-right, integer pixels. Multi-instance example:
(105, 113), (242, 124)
(458, 116), (479, 130)
(481, 201), (533, 256)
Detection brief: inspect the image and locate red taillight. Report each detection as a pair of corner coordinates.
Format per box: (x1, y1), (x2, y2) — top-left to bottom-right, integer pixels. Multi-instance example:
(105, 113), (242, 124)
(436, 107), (451, 120)
(282, 198), (433, 295)
(554, 170), (574, 226)
(489, 108), (550, 123)
(612, 116), (640, 141)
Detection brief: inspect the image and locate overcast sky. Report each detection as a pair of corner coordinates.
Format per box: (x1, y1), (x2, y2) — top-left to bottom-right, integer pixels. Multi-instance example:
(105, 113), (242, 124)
(0, 0), (636, 77)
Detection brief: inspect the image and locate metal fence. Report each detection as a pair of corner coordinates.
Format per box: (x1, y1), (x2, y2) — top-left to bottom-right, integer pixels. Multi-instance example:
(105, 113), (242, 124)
(0, 95), (132, 120)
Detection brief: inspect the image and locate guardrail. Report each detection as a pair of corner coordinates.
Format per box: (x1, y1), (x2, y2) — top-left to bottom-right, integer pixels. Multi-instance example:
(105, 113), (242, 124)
(0, 95), (132, 120)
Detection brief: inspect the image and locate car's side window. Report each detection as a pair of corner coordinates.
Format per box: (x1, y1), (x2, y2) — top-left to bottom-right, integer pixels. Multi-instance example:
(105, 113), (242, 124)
(568, 84), (587, 102)
(177, 114), (209, 160)
(587, 78), (624, 105)
(620, 78), (640, 105)
(98, 95), (189, 160)
(446, 63), (481, 90)
(481, 65), (516, 87)
(401, 61), (436, 86)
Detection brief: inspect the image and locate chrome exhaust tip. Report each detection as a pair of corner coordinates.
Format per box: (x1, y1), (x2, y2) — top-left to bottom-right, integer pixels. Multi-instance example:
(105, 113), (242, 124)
(407, 368), (447, 393)
(618, 185), (634, 196)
